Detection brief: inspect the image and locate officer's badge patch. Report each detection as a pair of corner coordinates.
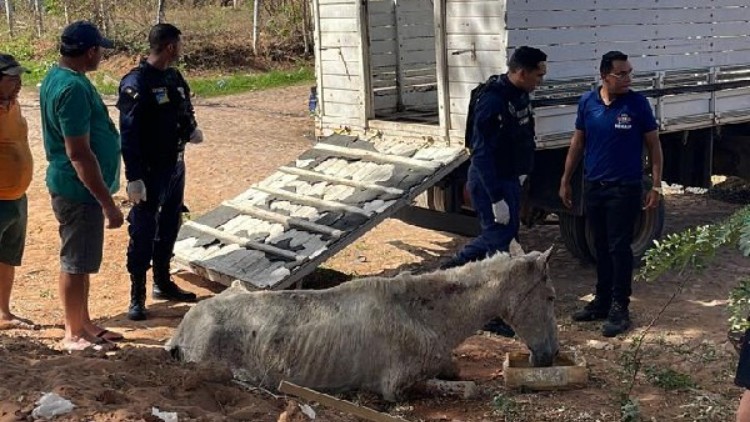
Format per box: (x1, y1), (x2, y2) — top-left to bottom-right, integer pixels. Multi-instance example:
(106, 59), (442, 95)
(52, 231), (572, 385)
(153, 87), (170, 104)
(177, 87), (186, 99)
(123, 86), (138, 99)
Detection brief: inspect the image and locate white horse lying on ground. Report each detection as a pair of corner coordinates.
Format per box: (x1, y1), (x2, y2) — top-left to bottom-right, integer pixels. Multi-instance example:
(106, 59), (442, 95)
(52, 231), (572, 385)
(167, 248), (558, 401)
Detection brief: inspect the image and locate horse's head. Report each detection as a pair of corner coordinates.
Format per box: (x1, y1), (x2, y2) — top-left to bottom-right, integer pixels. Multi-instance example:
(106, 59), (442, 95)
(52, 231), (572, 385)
(504, 247), (559, 367)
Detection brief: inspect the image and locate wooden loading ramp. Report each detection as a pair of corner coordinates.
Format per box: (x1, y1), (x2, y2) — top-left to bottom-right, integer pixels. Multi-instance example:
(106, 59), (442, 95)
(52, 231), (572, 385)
(173, 134), (468, 290)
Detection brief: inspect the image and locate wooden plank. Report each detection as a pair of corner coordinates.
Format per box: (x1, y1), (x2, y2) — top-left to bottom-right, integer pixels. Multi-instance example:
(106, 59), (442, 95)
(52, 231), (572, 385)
(504, 0), (596, 10)
(401, 90), (438, 108)
(400, 50), (436, 67)
(395, 0), (434, 13)
(447, 50), (504, 68)
(313, 0), (326, 117)
(320, 59), (360, 76)
(318, 0), (356, 4)
(507, 23), (712, 46)
(375, 92), (438, 111)
(369, 26), (396, 42)
(505, 0), (748, 9)
(445, 16), (504, 34)
(371, 58), (398, 71)
(432, 0), (450, 145)
(278, 381), (410, 422)
(319, 17), (359, 33)
(313, 142), (442, 169)
(445, 1), (504, 17)
(322, 74), (362, 90)
(322, 101), (361, 117)
(279, 166), (405, 195)
(369, 12), (395, 26)
(319, 115), (365, 128)
(446, 34), (504, 51)
(271, 148), (468, 289)
(252, 186), (372, 217)
(323, 89), (362, 105)
(319, 3), (357, 18)
(370, 39), (397, 55)
(321, 32), (361, 47)
(400, 38), (437, 54)
(395, 10), (435, 25)
(182, 221), (303, 261)
(368, 0), (393, 14)
(447, 65), (503, 83)
(506, 7), (750, 29)
(358, 0), (373, 121)
(319, 45), (361, 62)
(222, 200), (343, 238)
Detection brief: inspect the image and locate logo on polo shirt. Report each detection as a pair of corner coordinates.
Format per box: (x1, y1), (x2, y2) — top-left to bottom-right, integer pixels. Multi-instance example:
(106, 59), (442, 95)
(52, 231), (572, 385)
(615, 113), (632, 130)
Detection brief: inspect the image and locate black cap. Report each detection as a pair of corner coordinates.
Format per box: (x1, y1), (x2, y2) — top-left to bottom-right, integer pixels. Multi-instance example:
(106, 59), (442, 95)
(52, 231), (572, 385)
(0, 54), (28, 76)
(61, 21), (114, 51)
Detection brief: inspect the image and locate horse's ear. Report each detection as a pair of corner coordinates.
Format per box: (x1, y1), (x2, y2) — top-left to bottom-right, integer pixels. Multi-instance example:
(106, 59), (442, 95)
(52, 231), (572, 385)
(539, 246), (552, 264)
(537, 247), (553, 268)
(509, 239), (525, 257)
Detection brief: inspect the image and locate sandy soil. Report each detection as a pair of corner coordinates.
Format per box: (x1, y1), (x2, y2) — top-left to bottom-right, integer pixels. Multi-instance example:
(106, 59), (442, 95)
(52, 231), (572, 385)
(0, 83), (746, 421)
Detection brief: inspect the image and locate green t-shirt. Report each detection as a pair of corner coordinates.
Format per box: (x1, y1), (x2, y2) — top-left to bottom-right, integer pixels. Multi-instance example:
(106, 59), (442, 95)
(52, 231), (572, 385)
(40, 65), (121, 203)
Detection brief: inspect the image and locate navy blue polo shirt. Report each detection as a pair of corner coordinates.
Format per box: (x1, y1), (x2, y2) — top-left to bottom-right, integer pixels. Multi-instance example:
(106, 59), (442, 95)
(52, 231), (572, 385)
(575, 89), (658, 183)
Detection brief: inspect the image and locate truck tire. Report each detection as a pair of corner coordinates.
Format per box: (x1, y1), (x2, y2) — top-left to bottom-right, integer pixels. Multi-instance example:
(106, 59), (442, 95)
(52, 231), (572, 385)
(584, 200), (666, 261)
(559, 213), (595, 262)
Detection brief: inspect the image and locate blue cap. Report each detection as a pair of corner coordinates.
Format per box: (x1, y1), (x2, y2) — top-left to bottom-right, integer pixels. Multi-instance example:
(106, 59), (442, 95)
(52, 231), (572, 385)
(0, 54), (28, 76)
(61, 21), (114, 51)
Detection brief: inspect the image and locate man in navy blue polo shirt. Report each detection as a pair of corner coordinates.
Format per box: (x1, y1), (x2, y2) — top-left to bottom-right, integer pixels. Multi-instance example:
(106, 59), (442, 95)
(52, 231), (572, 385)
(559, 51), (663, 337)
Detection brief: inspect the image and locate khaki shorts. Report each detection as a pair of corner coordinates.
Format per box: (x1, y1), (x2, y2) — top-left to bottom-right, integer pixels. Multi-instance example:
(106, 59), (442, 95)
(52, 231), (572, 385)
(51, 194), (104, 274)
(0, 195), (27, 266)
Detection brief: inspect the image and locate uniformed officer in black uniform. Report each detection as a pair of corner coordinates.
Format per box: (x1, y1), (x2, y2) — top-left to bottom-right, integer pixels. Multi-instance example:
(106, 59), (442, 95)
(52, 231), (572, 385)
(117, 23), (203, 321)
(440, 46), (547, 337)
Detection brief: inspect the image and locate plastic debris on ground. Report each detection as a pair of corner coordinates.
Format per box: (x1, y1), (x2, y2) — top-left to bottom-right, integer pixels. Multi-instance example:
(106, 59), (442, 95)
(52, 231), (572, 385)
(152, 407), (179, 422)
(31, 392), (75, 420)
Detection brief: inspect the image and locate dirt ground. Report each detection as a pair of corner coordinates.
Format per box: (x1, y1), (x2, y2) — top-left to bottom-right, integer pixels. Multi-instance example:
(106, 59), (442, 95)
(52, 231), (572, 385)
(0, 83), (747, 422)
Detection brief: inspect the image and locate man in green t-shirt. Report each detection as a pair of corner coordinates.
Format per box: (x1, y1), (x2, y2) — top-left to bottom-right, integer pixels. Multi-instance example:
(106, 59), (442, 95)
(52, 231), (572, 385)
(40, 21), (124, 352)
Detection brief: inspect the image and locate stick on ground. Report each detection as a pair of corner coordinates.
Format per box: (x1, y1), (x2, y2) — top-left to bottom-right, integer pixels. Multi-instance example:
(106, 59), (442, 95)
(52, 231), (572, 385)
(277, 381), (411, 422)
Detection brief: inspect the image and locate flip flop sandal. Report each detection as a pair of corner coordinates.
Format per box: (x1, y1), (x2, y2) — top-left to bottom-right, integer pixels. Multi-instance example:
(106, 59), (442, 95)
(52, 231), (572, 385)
(62, 337), (118, 353)
(0, 318), (39, 330)
(96, 329), (124, 342)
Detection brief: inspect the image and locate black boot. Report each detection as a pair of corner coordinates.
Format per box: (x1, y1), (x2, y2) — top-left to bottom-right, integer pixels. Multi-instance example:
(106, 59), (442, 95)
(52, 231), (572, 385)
(127, 274), (147, 321)
(602, 303), (631, 337)
(152, 267), (196, 302)
(483, 317), (516, 338)
(572, 296), (611, 322)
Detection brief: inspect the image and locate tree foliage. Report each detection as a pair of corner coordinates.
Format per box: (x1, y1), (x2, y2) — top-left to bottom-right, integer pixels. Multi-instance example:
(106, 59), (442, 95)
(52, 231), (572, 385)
(638, 205), (750, 331)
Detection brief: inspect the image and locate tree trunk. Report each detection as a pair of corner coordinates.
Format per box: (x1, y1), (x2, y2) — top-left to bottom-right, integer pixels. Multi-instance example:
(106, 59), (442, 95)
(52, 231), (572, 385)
(156, 0), (166, 24)
(33, 0), (42, 37)
(98, 0), (108, 35)
(62, 0), (69, 25)
(5, 0), (13, 38)
(252, 0), (260, 54)
(301, 0), (309, 55)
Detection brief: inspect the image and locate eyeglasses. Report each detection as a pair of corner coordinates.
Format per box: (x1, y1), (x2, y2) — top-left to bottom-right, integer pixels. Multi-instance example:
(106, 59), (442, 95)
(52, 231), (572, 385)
(608, 71), (633, 80)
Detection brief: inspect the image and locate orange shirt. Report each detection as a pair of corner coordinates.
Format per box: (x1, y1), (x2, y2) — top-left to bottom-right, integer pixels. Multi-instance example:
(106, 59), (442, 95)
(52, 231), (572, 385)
(0, 100), (32, 200)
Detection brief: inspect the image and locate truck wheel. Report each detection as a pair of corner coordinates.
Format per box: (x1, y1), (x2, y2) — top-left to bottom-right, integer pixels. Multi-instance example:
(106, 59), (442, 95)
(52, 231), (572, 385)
(584, 200), (666, 261)
(559, 212), (595, 262)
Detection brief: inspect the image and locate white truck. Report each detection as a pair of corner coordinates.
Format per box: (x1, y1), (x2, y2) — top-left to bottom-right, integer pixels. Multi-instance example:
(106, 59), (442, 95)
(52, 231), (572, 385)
(174, 1), (750, 289)
(310, 0), (750, 260)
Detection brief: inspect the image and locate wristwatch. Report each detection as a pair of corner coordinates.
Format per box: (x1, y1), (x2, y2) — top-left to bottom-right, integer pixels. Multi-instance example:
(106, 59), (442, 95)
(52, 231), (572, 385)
(652, 186), (663, 194)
